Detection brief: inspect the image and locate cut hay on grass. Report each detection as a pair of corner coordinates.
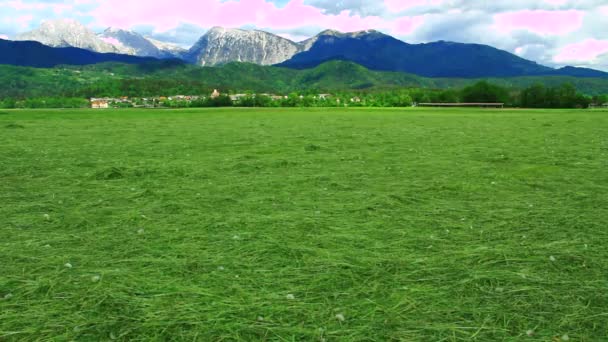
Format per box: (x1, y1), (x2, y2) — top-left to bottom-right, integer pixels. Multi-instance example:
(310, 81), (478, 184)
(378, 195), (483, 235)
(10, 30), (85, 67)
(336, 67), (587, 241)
(1, 107), (607, 340)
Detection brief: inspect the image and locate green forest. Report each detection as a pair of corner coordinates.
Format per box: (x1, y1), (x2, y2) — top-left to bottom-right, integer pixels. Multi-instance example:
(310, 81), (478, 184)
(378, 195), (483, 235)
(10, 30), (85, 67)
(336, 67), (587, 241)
(1, 60), (607, 109)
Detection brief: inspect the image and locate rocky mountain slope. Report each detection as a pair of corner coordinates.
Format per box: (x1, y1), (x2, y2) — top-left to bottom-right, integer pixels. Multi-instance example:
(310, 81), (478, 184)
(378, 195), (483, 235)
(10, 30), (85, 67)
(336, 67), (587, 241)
(99, 28), (185, 58)
(184, 27), (302, 66)
(15, 20), (185, 59)
(146, 38), (186, 55)
(16, 19), (119, 54)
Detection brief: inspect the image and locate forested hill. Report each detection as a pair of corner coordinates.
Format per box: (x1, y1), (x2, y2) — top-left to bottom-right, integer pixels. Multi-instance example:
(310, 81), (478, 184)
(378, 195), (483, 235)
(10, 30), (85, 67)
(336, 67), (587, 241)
(3, 60), (608, 99)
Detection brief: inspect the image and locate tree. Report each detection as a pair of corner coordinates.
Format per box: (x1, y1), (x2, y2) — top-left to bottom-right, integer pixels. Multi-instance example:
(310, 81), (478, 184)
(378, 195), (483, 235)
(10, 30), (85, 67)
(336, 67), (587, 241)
(461, 81), (509, 103)
(555, 83), (577, 108)
(207, 94), (233, 107)
(434, 89), (460, 103)
(520, 83), (589, 108)
(591, 94), (608, 105)
(0, 98), (16, 108)
(521, 83), (546, 108)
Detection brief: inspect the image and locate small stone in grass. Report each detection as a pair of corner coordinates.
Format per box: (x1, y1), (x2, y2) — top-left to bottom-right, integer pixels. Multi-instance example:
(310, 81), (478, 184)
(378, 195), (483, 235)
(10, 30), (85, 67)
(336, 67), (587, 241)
(4, 293), (13, 300)
(286, 294), (295, 300)
(43, 214), (51, 220)
(561, 334), (570, 341)
(257, 316), (264, 322)
(217, 266), (225, 271)
(64, 262), (73, 269)
(335, 313), (345, 322)
(137, 229), (145, 234)
(232, 235), (240, 240)
(526, 329), (534, 337)
(549, 256), (556, 262)
(91, 275), (101, 282)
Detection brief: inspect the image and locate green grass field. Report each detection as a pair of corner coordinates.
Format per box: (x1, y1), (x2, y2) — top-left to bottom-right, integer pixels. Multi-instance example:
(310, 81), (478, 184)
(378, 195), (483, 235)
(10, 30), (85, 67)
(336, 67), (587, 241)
(1, 108), (607, 341)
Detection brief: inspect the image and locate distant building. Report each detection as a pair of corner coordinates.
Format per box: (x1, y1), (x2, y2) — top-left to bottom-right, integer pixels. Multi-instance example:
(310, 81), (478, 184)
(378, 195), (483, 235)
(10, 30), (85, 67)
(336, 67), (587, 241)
(90, 98), (109, 109)
(211, 89), (221, 99)
(229, 94), (247, 102)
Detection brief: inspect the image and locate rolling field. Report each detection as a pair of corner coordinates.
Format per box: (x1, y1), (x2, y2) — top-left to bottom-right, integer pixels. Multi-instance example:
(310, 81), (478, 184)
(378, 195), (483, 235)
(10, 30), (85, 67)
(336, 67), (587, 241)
(1, 107), (607, 341)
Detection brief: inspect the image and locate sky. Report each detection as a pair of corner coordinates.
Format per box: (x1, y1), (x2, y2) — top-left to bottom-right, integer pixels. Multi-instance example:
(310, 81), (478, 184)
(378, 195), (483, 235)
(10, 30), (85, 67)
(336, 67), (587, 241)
(1, 0), (608, 71)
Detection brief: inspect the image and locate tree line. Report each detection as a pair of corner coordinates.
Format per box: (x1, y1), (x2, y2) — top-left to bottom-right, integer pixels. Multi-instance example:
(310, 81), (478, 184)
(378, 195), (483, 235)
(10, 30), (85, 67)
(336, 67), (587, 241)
(0, 81), (603, 109)
(155, 82), (599, 109)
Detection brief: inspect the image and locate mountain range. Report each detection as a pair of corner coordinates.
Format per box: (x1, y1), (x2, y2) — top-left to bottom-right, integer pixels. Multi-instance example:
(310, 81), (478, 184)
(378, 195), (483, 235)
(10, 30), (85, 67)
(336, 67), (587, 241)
(278, 30), (608, 79)
(15, 19), (185, 59)
(0, 38), (157, 68)
(5, 19), (608, 79)
(280, 30), (551, 78)
(99, 27), (186, 59)
(4, 59), (608, 101)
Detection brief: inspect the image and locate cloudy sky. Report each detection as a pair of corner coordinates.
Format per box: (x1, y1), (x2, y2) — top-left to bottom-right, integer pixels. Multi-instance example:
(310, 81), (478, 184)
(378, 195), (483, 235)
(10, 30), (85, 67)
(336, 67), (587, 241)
(1, 0), (608, 70)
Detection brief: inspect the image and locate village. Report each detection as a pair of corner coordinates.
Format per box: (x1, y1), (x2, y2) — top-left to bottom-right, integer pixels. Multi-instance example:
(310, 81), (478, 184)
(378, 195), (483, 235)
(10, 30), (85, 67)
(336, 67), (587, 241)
(90, 89), (339, 108)
(89, 87), (608, 109)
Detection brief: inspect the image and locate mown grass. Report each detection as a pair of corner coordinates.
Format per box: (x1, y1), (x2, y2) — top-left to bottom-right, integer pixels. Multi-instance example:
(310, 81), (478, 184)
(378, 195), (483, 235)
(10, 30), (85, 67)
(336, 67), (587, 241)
(1, 107), (607, 341)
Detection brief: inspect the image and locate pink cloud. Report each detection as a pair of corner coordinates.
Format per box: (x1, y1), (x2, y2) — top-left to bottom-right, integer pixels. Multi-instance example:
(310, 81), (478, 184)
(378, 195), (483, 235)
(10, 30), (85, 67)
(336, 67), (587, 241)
(13, 14), (34, 30)
(391, 16), (425, 36)
(554, 39), (608, 63)
(0, 34), (8, 40)
(90, 0), (318, 31)
(90, 0), (397, 35)
(4, 0), (71, 13)
(493, 10), (584, 35)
